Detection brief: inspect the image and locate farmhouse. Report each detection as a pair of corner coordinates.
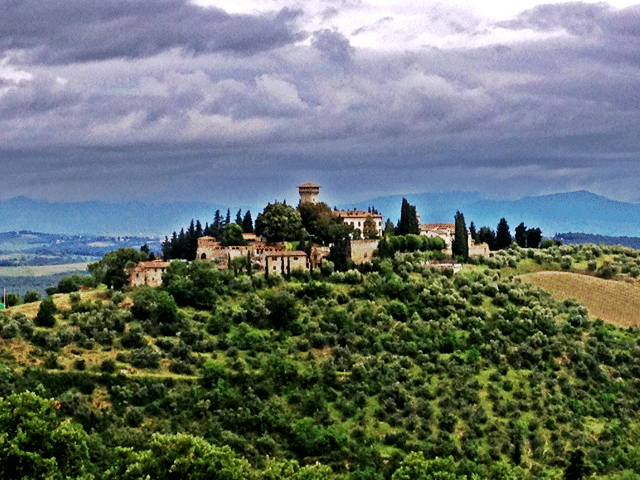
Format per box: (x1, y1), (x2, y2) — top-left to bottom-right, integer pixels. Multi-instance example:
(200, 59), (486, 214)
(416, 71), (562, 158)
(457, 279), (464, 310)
(420, 223), (489, 256)
(264, 251), (309, 275)
(128, 259), (171, 287)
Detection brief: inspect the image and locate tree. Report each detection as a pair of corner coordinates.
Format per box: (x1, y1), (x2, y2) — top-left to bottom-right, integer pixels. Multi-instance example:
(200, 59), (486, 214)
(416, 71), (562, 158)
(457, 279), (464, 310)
(496, 218), (512, 250)
(384, 219), (396, 236)
(23, 290), (40, 303)
(363, 215), (379, 239)
(526, 227), (542, 248)
(255, 203), (304, 243)
(242, 211), (254, 233)
(452, 211), (469, 261)
(397, 198), (420, 236)
(0, 392), (91, 479)
(88, 248), (148, 289)
(104, 433), (254, 480)
(469, 222), (477, 242)
(35, 296), (57, 327)
(298, 202), (337, 245)
(392, 452), (463, 480)
(565, 449), (588, 480)
(477, 226), (497, 250)
(235, 209), (243, 225)
(515, 222), (527, 247)
(221, 223), (247, 247)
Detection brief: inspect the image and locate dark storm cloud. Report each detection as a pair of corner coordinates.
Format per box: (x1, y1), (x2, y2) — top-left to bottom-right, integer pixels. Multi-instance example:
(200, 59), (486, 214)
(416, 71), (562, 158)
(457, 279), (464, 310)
(312, 29), (354, 64)
(0, 0), (304, 64)
(2, 1), (640, 203)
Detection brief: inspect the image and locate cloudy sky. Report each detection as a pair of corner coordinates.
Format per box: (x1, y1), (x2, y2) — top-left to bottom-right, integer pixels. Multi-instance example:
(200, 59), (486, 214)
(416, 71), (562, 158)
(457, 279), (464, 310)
(1, 0), (640, 206)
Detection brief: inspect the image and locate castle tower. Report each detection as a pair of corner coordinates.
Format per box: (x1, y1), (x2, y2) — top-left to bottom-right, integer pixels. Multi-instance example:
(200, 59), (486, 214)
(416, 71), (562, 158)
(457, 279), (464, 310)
(298, 183), (320, 205)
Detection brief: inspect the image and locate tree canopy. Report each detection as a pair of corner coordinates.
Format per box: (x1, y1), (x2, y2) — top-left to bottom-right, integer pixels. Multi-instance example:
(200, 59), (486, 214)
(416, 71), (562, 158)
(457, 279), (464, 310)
(256, 203), (305, 243)
(452, 211), (469, 260)
(397, 198), (420, 236)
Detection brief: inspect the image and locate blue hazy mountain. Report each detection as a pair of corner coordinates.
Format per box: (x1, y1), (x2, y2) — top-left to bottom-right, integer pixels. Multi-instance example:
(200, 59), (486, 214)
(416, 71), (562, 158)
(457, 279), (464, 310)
(0, 197), (255, 237)
(1, 190), (639, 238)
(344, 190), (640, 238)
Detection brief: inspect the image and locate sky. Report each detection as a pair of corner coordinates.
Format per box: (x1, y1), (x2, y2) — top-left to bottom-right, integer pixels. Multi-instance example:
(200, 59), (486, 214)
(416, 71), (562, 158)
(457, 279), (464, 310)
(1, 0), (640, 207)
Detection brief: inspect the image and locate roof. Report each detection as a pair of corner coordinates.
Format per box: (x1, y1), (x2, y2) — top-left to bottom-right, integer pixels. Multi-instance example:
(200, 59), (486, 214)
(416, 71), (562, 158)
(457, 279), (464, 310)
(298, 183), (320, 188)
(337, 209), (382, 218)
(421, 223), (455, 232)
(130, 259), (171, 271)
(264, 250), (307, 257)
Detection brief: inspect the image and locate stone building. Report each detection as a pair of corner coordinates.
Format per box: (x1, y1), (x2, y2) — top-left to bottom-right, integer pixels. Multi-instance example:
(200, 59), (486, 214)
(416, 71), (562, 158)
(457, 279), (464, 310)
(128, 259), (171, 287)
(195, 235), (286, 269)
(298, 183), (321, 205)
(337, 209), (383, 237)
(420, 223), (487, 256)
(264, 251), (309, 275)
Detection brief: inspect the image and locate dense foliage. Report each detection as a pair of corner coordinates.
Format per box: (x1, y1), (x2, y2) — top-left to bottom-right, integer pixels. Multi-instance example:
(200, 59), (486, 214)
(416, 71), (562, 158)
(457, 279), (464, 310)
(1, 243), (640, 478)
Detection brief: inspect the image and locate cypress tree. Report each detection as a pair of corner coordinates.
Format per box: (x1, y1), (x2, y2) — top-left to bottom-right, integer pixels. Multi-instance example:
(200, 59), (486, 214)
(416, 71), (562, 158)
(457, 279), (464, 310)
(452, 211), (469, 261)
(496, 218), (512, 250)
(235, 209), (243, 225)
(242, 211), (254, 233)
(397, 198), (419, 235)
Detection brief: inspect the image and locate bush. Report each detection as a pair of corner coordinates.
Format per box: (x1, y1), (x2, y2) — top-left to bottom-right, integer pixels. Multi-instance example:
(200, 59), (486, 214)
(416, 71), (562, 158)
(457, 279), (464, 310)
(22, 291), (41, 303)
(100, 359), (117, 373)
(35, 296), (57, 328)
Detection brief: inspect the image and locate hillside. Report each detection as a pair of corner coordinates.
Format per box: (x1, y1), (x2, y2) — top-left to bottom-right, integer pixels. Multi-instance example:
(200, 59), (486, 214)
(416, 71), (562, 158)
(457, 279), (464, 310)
(1, 243), (640, 478)
(520, 271), (640, 328)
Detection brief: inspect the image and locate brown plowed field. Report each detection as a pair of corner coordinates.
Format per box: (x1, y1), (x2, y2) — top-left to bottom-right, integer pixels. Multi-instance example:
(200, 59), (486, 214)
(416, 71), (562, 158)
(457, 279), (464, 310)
(520, 271), (640, 328)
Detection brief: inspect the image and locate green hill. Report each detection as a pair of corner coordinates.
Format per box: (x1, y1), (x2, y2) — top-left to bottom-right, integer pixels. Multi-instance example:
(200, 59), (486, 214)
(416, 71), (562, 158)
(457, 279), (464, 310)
(1, 243), (640, 478)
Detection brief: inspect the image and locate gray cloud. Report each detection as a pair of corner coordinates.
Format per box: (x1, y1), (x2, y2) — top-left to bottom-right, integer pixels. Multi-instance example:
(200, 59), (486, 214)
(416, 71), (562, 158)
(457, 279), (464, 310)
(1, 1), (640, 204)
(0, 0), (304, 64)
(312, 29), (354, 64)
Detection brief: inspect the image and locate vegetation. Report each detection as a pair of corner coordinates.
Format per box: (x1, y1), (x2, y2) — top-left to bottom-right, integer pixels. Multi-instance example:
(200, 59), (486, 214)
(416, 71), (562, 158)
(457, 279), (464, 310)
(0, 239), (639, 478)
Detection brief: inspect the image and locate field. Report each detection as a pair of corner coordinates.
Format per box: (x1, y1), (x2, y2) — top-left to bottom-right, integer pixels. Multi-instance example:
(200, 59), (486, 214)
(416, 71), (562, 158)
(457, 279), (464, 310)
(0, 262), (90, 277)
(520, 271), (640, 327)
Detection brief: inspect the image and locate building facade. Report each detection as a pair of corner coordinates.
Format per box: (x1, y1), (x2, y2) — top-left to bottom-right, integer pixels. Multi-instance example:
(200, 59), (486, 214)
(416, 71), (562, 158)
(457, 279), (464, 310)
(337, 209), (383, 237)
(128, 259), (171, 287)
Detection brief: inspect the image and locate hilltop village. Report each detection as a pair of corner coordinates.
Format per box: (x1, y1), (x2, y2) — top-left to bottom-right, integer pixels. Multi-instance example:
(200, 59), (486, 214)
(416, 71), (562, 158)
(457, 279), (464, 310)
(129, 183), (489, 287)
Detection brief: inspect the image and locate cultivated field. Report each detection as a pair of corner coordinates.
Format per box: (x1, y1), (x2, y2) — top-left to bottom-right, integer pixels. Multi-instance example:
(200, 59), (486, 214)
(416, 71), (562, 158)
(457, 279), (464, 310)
(520, 271), (640, 328)
(0, 262), (90, 277)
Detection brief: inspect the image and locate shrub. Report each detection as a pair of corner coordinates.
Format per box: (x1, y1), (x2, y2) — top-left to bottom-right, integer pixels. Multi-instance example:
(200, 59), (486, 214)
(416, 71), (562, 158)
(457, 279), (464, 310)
(23, 290), (40, 303)
(100, 359), (116, 373)
(35, 296), (57, 328)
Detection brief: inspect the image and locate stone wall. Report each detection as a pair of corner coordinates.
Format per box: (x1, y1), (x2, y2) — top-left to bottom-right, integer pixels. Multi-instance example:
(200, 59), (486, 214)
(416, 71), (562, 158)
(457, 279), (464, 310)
(265, 251), (309, 275)
(350, 239), (379, 264)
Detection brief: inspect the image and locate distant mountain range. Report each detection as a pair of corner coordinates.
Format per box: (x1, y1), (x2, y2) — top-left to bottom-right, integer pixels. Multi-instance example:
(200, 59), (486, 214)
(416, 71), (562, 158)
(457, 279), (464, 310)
(345, 190), (640, 238)
(1, 190), (639, 238)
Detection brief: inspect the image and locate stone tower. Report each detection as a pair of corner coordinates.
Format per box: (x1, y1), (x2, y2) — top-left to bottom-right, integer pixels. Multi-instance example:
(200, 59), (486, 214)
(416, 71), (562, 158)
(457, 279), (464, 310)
(298, 183), (320, 205)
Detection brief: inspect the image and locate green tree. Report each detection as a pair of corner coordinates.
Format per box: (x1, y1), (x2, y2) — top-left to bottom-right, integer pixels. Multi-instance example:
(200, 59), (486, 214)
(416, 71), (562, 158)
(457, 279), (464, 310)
(397, 198), (420, 236)
(496, 218), (512, 250)
(35, 295), (57, 327)
(104, 433), (254, 480)
(88, 248), (148, 289)
(526, 227), (542, 248)
(221, 223), (247, 247)
(392, 452), (464, 480)
(236, 209), (243, 225)
(384, 219), (396, 236)
(298, 202), (337, 245)
(477, 226), (497, 251)
(363, 215), (379, 239)
(515, 222), (527, 247)
(23, 290), (40, 303)
(242, 211), (254, 233)
(452, 211), (469, 261)
(255, 202), (304, 243)
(0, 392), (91, 480)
